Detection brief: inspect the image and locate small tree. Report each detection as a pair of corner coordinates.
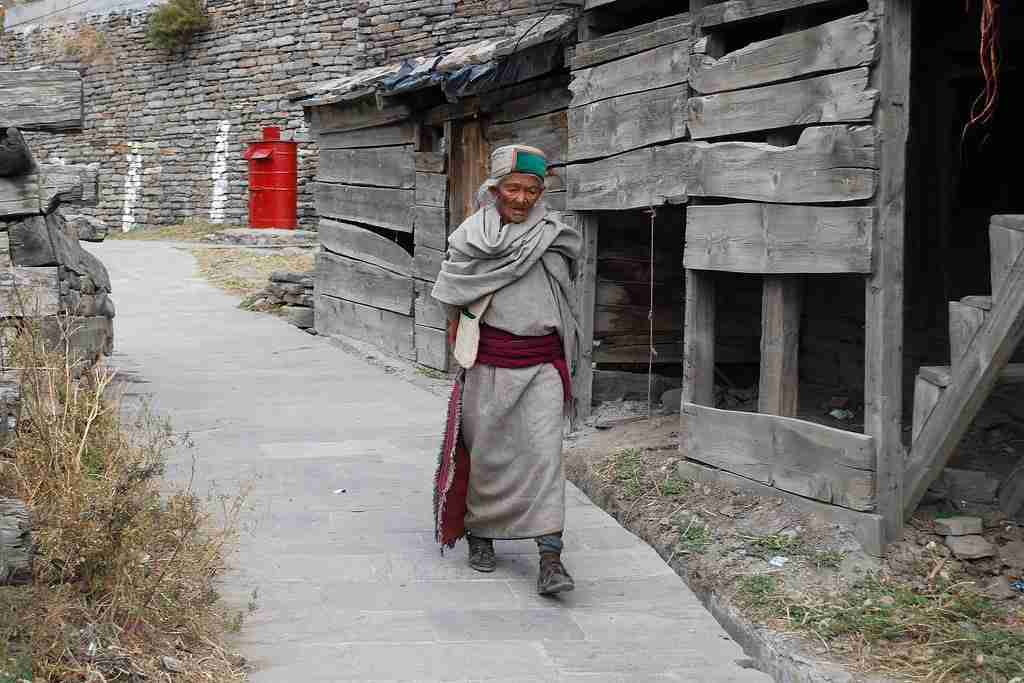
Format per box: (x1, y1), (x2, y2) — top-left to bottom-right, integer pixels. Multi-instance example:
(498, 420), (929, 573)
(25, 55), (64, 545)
(146, 0), (211, 51)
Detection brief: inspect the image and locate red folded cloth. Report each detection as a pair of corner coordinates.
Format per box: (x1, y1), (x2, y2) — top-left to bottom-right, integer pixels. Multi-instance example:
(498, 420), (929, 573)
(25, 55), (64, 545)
(476, 323), (572, 402)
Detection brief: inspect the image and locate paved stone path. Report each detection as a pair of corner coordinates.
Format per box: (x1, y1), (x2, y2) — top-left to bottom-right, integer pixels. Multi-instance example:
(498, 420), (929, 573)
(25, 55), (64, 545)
(97, 241), (770, 682)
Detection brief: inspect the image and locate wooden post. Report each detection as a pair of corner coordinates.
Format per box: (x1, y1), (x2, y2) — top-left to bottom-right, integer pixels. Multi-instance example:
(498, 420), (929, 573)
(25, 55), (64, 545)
(864, 0), (912, 544)
(680, 0), (721, 437)
(683, 269), (716, 409)
(759, 277), (803, 415)
(759, 117), (805, 417)
(573, 214), (599, 425)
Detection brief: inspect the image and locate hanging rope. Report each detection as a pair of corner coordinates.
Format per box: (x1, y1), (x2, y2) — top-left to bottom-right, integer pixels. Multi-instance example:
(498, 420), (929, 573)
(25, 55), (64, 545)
(645, 205), (658, 420)
(963, 0), (1002, 136)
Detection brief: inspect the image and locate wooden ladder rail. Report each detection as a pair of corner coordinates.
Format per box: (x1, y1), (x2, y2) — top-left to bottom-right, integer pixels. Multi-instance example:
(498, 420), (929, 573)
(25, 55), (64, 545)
(903, 228), (1024, 516)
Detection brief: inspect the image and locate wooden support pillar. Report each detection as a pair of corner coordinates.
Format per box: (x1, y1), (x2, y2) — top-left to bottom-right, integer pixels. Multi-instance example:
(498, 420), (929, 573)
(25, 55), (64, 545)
(683, 269), (716, 408)
(681, 0), (721, 439)
(865, 0), (912, 544)
(573, 214), (599, 426)
(759, 277), (803, 415)
(760, 120), (805, 417)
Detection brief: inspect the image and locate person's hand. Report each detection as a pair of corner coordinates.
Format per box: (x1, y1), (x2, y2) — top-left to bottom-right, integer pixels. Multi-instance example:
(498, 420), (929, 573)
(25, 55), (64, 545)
(447, 317), (458, 347)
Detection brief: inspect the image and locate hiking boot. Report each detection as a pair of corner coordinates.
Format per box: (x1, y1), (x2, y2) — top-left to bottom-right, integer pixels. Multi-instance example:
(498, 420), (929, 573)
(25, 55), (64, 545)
(467, 536), (496, 573)
(537, 552), (575, 595)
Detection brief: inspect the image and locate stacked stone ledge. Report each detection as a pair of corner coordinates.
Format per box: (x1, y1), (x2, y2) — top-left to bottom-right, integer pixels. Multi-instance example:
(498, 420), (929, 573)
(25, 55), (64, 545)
(0, 126), (116, 445)
(263, 270), (313, 332)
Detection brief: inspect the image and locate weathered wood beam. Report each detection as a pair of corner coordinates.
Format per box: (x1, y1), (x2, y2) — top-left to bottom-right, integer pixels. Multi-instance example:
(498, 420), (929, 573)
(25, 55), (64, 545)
(911, 376), (942, 443)
(570, 40), (691, 108)
(948, 300), (986, 373)
(414, 152), (446, 174)
(683, 402), (877, 511)
(685, 204), (874, 274)
(903, 245), (1024, 516)
(414, 246), (444, 283)
(447, 119), (490, 230)
(700, 0), (847, 29)
(567, 124), (876, 210)
(314, 182), (414, 233)
(414, 280), (447, 330)
(682, 269), (716, 408)
(481, 73), (572, 124)
(316, 292), (415, 360)
(0, 70), (83, 133)
(415, 324), (448, 371)
(864, 0), (911, 544)
(316, 251), (414, 315)
(568, 83), (688, 162)
(691, 11), (878, 94)
(415, 172), (447, 208)
(572, 213), (598, 425)
(486, 111), (568, 167)
(677, 459), (884, 556)
(688, 68), (877, 140)
(991, 216), (1024, 304)
(308, 98), (412, 135)
(758, 278), (803, 416)
(317, 122), (417, 149)
(573, 12), (693, 69)
(318, 146), (415, 188)
(413, 205), (447, 251)
(319, 219), (413, 277)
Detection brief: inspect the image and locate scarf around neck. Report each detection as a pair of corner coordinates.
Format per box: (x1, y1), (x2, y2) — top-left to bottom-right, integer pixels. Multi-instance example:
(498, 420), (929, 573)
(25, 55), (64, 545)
(430, 202), (583, 381)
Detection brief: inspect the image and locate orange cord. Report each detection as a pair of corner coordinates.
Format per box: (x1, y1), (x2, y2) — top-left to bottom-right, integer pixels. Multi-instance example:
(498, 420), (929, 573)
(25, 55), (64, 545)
(963, 0), (1002, 135)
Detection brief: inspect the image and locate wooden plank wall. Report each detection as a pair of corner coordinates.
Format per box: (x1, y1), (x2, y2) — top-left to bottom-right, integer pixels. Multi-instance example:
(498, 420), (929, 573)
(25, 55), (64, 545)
(313, 118), (436, 365)
(562, 0), (888, 522)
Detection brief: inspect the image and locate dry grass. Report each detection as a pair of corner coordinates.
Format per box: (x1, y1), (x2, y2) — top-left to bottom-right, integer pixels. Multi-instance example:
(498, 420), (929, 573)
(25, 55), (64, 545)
(592, 448), (1024, 682)
(190, 247), (314, 298)
(109, 219), (236, 242)
(0, 318), (247, 681)
(735, 573), (1024, 681)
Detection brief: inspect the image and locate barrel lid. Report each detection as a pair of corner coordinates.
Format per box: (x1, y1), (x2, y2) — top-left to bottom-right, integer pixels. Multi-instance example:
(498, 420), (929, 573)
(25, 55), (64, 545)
(243, 145), (273, 160)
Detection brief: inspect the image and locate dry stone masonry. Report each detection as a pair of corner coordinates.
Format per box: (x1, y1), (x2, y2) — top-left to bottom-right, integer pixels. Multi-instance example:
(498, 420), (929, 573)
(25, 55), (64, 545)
(1, 0), (574, 233)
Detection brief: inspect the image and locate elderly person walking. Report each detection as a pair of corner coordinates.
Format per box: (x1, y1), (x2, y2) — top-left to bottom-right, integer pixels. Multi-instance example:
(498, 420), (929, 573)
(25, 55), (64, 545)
(431, 144), (581, 596)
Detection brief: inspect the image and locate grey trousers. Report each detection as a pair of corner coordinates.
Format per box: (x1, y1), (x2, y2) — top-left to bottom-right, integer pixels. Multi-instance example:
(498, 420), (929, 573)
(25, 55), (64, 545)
(469, 532), (563, 554)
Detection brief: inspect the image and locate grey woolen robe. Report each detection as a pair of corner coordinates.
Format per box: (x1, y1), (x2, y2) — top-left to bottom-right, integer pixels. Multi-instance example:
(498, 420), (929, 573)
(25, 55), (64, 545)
(431, 202), (582, 539)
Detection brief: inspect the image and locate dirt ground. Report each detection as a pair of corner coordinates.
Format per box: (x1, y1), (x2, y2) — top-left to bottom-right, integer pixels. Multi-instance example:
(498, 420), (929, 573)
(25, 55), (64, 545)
(565, 400), (1024, 682)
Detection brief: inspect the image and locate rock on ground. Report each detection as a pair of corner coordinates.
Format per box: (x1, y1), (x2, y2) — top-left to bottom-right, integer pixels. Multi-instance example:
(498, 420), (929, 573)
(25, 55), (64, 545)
(934, 516), (983, 536)
(945, 534), (995, 560)
(64, 214), (110, 242)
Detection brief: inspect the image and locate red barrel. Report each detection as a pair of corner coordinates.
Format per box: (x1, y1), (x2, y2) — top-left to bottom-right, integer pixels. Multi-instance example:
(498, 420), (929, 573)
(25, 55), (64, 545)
(243, 126), (298, 229)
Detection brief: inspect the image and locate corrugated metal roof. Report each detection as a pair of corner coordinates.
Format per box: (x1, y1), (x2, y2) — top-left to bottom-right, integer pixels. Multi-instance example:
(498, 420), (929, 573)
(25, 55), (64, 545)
(290, 13), (576, 107)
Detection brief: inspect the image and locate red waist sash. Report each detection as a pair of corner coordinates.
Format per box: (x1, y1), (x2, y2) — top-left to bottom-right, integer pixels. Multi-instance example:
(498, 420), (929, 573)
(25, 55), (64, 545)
(476, 324), (572, 403)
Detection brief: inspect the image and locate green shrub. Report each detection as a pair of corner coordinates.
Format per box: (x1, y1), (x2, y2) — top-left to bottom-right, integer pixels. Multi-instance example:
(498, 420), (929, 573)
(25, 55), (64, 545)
(146, 0), (210, 50)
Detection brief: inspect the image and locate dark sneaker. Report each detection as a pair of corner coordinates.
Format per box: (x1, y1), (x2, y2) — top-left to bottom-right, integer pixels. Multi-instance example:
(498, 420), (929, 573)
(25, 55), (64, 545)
(467, 536), (496, 573)
(537, 552), (575, 595)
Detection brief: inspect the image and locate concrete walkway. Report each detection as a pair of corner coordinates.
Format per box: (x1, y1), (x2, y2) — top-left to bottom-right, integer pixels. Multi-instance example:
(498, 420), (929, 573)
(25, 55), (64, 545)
(96, 241), (770, 682)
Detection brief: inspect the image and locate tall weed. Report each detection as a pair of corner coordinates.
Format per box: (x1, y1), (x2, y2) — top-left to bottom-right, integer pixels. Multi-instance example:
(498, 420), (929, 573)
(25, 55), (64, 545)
(0, 317), (246, 681)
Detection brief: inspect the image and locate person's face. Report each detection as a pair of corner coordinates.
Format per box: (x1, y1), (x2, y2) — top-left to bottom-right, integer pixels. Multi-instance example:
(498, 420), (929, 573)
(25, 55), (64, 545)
(490, 173), (544, 224)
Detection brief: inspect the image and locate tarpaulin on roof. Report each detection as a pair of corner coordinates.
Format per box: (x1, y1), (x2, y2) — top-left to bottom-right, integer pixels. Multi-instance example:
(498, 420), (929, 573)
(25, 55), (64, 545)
(290, 13), (576, 106)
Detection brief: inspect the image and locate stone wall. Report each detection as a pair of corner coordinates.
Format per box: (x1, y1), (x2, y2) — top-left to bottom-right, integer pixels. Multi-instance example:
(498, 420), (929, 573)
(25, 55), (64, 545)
(0, 0), (572, 232)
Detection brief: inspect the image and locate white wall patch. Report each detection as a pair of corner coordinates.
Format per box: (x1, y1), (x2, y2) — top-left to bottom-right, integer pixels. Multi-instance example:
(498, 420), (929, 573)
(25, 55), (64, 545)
(120, 144), (143, 233)
(209, 119), (231, 223)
